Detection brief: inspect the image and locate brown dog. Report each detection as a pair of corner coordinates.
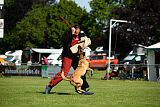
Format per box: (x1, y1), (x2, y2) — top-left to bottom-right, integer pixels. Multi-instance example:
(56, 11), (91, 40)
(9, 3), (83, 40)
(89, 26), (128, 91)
(61, 47), (93, 94)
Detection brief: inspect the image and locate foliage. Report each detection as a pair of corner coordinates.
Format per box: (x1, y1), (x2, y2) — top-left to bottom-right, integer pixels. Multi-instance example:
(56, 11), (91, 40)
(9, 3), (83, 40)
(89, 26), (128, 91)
(1, 0), (48, 53)
(15, 5), (50, 48)
(4, 0), (37, 31)
(89, 0), (132, 28)
(88, 0), (132, 49)
(88, 0), (160, 59)
(113, 0), (160, 45)
(154, 29), (160, 42)
(0, 0), (88, 53)
(4, 0), (14, 7)
(105, 0), (160, 59)
(47, 0), (88, 48)
(0, 4), (51, 53)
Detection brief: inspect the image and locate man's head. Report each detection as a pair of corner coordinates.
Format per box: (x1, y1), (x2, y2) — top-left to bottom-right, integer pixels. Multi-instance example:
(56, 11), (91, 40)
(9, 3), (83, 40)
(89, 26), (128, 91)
(73, 25), (80, 35)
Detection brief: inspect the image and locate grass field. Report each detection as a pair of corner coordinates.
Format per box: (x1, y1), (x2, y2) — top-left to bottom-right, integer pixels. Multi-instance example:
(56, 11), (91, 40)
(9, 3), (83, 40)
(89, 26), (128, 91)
(0, 71), (160, 107)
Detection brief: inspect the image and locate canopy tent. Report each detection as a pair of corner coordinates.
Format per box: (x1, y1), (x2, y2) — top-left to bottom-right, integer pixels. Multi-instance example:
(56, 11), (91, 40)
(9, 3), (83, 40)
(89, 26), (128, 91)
(32, 48), (62, 54)
(31, 48), (62, 62)
(22, 47), (63, 63)
(147, 42), (160, 50)
(147, 42), (160, 81)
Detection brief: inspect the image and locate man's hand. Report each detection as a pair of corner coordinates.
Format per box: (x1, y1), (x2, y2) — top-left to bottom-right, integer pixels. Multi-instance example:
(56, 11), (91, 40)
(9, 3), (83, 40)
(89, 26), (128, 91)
(72, 27), (75, 35)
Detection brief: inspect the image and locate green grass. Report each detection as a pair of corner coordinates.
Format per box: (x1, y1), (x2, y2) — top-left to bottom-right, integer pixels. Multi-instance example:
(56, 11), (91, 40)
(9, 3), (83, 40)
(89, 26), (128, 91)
(0, 71), (160, 107)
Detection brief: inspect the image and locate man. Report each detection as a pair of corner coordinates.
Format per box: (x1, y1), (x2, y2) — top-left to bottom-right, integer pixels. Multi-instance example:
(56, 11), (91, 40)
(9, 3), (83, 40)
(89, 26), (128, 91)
(45, 25), (94, 95)
(103, 66), (119, 79)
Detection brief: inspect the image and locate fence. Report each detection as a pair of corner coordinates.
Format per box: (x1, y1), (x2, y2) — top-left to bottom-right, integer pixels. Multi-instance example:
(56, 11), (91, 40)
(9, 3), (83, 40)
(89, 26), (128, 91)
(3, 64), (74, 78)
(93, 64), (160, 81)
(2, 64), (160, 81)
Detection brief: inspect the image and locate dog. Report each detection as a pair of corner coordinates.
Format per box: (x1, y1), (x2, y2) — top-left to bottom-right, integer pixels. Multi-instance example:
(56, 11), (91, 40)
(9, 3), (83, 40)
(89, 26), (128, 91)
(61, 47), (93, 94)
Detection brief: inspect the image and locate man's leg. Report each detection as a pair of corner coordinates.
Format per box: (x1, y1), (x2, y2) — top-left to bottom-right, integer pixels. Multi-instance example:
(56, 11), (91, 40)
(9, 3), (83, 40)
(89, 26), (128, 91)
(109, 73), (116, 78)
(104, 73), (111, 79)
(81, 74), (89, 90)
(45, 57), (72, 94)
(81, 74), (94, 95)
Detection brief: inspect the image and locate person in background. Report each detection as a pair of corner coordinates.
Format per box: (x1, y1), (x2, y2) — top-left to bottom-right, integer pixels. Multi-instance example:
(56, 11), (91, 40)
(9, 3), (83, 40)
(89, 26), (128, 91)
(0, 61), (5, 77)
(102, 66), (119, 80)
(143, 53), (147, 80)
(43, 56), (49, 66)
(40, 56), (49, 65)
(40, 57), (45, 65)
(40, 56), (49, 72)
(119, 64), (131, 80)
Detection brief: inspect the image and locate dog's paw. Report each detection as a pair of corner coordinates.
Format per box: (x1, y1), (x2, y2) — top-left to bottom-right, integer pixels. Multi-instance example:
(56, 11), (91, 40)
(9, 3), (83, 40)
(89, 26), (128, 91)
(91, 72), (93, 76)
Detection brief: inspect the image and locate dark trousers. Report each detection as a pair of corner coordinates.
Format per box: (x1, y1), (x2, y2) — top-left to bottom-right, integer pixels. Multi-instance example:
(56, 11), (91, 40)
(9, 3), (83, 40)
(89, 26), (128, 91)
(49, 56), (89, 90)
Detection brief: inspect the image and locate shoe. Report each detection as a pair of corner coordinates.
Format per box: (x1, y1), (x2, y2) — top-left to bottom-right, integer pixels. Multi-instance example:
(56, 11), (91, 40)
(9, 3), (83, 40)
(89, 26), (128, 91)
(45, 85), (52, 94)
(81, 91), (94, 95)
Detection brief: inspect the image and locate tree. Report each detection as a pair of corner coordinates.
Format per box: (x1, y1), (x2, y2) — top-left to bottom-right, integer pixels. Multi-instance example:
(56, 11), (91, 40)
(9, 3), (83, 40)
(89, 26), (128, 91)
(4, 0), (49, 32)
(0, 4), (51, 53)
(88, 0), (160, 59)
(47, 0), (88, 48)
(88, 0), (132, 49)
(15, 5), (51, 48)
(154, 29), (160, 42)
(0, 0), (89, 53)
(109, 0), (160, 59)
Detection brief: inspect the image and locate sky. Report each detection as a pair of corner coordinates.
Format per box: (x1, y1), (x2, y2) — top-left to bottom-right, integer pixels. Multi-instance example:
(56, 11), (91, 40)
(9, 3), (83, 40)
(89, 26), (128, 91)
(56, 0), (92, 12)
(72, 0), (92, 12)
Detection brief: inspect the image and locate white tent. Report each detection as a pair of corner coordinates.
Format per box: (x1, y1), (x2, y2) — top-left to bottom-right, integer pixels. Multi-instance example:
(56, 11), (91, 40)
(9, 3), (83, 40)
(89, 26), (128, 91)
(31, 48), (62, 62)
(147, 42), (160, 81)
(147, 42), (160, 50)
(32, 48), (62, 54)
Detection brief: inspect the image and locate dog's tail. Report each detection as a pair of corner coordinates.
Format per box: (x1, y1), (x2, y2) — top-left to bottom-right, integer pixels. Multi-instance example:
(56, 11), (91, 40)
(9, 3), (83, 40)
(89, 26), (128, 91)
(61, 71), (71, 81)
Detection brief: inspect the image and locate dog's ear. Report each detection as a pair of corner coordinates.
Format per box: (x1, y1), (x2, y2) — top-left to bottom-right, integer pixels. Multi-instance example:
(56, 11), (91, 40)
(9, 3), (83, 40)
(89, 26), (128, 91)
(77, 45), (82, 55)
(78, 60), (82, 66)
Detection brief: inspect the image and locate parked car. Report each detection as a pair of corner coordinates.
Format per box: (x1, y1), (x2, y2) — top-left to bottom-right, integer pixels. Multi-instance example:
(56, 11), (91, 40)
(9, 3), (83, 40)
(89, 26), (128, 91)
(118, 54), (145, 65)
(87, 55), (119, 69)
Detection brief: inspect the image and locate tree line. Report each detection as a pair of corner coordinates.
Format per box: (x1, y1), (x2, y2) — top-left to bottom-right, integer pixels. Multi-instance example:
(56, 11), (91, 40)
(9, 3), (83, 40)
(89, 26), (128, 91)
(1, 0), (160, 60)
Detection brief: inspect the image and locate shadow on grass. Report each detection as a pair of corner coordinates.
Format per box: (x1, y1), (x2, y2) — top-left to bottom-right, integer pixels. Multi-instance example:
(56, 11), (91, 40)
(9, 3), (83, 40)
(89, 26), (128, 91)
(36, 91), (74, 95)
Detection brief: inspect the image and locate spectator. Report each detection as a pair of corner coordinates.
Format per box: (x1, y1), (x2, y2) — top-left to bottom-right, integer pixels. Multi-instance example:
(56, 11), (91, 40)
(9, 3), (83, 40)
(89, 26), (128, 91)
(43, 56), (49, 66)
(40, 56), (49, 71)
(40, 57), (45, 65)
(119, 65), (131, 80)
(102, 66), (119, 79)
(0, 61), (4, 77)
(40, 56), (49, 65)
(143, 53), (147, 80)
